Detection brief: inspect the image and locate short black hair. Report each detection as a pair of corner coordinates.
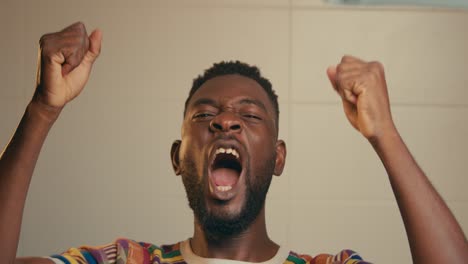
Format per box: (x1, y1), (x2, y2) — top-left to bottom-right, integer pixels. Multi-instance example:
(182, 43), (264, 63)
(184, 61), (279, 126)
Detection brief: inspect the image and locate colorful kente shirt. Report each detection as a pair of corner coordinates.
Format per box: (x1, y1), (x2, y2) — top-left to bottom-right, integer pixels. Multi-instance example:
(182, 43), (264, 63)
(47, 238), (371, 264)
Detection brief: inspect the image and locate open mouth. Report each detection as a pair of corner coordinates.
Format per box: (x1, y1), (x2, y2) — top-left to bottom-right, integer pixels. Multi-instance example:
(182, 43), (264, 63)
(210, 147), (242, 193)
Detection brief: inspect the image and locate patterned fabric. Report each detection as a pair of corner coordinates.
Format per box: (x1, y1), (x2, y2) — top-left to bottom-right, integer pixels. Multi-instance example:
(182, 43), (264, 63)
(49, 238), (371, 264)
(286, 250), (369, 264)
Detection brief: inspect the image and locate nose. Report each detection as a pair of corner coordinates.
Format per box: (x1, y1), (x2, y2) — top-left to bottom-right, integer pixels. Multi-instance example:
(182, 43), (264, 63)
(210, 112), (242, 133)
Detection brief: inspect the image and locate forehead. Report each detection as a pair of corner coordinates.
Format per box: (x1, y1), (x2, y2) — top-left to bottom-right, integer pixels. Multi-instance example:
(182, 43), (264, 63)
(187, 74), (274, 112)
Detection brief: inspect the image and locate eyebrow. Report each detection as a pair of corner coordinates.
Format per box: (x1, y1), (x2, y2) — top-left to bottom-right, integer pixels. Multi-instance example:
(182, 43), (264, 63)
(238, 98), (268, 112)
(191, 98), (218, 108)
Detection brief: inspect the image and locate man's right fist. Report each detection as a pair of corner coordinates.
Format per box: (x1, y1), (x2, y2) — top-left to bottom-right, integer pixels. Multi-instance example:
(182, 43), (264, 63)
(34, 22), (102, 110)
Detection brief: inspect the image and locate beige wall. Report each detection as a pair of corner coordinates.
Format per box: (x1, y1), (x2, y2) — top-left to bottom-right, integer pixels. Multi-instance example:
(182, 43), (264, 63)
(1, 0), (467, 263)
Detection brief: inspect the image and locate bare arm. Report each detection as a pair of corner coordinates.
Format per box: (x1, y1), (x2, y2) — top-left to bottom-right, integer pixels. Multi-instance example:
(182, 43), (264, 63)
(0, 101), (59, 263)
(0, 22), (101, 264)
(327, 56), (467, 263)
(371, 124), (467, 263)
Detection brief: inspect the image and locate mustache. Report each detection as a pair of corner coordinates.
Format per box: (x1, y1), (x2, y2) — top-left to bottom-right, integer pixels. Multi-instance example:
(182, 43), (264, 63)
(210, 134), (245, 153)
(212, 134), (240, 143)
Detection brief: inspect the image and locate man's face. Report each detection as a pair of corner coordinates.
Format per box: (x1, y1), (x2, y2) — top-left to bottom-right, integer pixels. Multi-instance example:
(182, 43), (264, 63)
(172, 74), (285, 239)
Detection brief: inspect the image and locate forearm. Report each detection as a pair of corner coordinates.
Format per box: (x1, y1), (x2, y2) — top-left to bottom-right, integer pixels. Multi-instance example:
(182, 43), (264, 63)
(0, 100), (60, 263)
(371, 129), (468, 263)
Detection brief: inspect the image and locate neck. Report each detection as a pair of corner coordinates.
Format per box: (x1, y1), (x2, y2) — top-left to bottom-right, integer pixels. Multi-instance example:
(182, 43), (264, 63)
(190, 207), (279, 262)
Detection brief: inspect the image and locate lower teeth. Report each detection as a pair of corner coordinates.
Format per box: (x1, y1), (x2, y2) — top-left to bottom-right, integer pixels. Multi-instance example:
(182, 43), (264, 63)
(216, 185), (232, 192)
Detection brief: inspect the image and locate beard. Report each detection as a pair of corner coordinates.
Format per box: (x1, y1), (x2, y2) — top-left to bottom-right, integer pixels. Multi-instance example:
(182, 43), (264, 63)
(181, 154), (276, 241)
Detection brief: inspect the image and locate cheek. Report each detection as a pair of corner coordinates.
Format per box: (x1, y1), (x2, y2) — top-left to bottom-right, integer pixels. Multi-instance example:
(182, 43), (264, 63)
(180, 137), (210, 176)
(246, 127), (277, 161)
(248, 125), (276, 146)
(181, 125), (207, 154)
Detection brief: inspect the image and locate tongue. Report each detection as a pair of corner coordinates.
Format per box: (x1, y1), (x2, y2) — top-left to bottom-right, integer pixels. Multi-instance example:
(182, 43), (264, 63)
(212, 168), (239, 186)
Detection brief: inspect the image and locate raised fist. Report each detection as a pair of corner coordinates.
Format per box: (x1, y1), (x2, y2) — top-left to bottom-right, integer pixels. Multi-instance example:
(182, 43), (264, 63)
(34, 22), (102, 110)
(327, 56), (396, 141)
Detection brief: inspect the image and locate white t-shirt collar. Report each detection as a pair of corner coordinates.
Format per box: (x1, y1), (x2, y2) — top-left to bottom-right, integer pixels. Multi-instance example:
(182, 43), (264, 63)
(180, 239), (290, 264)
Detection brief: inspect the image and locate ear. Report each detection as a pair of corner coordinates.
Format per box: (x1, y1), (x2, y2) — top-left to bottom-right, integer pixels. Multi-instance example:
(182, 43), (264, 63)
(273, 140), (286, 176)
(171, 140), (182, 176)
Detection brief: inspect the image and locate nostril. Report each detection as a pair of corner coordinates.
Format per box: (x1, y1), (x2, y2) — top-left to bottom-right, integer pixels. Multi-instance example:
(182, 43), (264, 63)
(212, 123), (223, 131)
(231, 124), (241, 130)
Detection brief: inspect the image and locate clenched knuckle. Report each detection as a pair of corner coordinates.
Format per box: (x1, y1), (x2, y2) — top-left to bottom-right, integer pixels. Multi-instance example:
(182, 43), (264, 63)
(370, 73), (379, 83)
(75, 21), (85, 28)
(342, 55), (353, 62)
(72, 21), (85, 31)
(75, 22), (87, 36)
(369, 61), (384, 72)
(39, 33), (52, 47)
(40, 44), (54, 60)
(363, 70), (377, 82)
(62, 22), (87, 38)
(336, 72), (347, 83)
(336, 63), (345, 73)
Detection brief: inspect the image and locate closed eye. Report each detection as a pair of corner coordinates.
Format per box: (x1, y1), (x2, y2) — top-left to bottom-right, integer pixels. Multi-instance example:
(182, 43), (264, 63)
(242, 114), (262, 120)
(193, 113), (215, 119)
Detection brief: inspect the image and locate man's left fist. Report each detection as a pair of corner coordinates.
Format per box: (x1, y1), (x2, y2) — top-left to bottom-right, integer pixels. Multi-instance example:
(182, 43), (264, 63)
(327, 55), (397, 141)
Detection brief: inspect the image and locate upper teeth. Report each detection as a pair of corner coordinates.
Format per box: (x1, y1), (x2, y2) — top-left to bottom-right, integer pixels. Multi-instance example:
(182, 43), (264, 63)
(215, 147), (239, 159)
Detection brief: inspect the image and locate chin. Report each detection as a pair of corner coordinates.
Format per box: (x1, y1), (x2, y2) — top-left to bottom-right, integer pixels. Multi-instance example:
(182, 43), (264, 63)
(206, 199), (244, 221)
(199, 194), (264, 240)
(181, 157), (273, 240)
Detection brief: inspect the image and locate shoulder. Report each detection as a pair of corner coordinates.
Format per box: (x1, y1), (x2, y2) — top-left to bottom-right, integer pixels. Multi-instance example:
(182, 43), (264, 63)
(286, 249), (372, 264)
(49, 238), (183, 264)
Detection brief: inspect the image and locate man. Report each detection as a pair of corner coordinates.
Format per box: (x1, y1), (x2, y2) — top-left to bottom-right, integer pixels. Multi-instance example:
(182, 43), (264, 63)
(0, 22), (467, 264)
